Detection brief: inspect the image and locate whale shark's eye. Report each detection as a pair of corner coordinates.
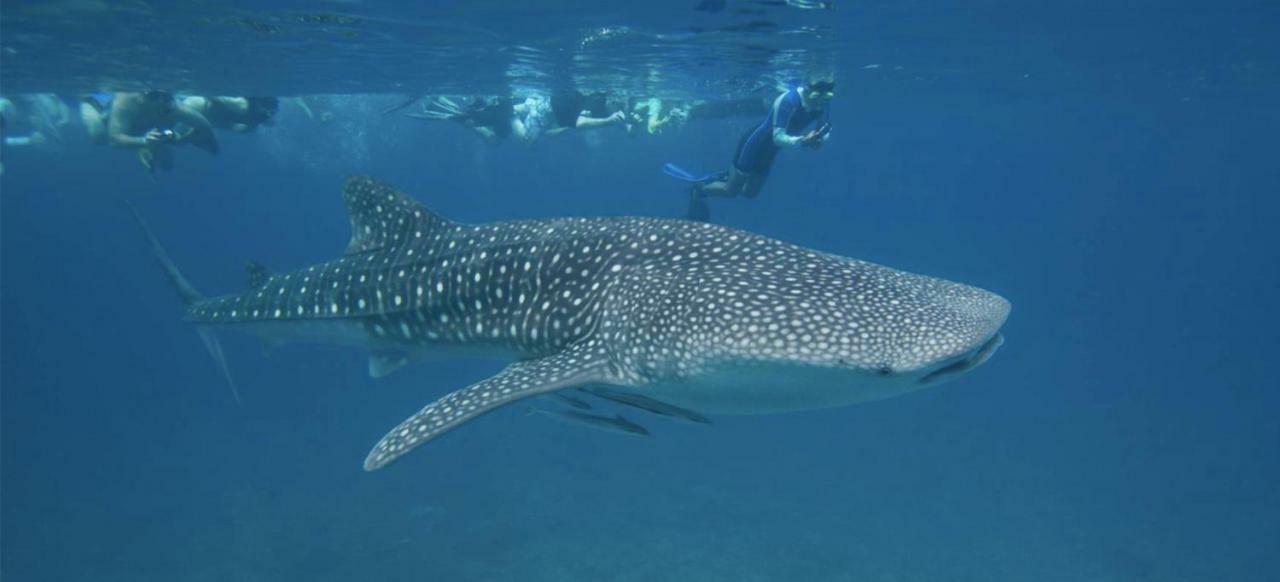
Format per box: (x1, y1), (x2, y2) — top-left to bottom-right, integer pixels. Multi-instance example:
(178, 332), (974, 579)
(876, 364), (893, 376)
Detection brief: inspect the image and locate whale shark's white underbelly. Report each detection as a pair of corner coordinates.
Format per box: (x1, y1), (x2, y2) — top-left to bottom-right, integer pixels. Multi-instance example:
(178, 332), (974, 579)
(637, 365), (931, 414)
(636, 333), (1004, 415)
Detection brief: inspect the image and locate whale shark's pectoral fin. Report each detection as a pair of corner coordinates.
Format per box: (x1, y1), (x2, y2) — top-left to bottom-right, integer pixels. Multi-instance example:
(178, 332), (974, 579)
(368, 350), (412, 378)
(363, 343), (613, 471)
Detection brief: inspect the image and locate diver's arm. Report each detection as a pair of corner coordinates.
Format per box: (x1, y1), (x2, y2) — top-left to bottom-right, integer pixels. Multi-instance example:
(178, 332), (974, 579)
(573, 111), (625, 129)
(106, 98), (149, 148)
(772, 127), (804, 147)
(172, 105), (221, 153)
(769, 92), (804, 147)
(172, 105), (216, 139)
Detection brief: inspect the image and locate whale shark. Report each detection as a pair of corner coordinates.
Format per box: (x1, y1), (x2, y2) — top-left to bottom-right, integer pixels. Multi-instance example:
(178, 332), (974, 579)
(133, 176), (1010, 471)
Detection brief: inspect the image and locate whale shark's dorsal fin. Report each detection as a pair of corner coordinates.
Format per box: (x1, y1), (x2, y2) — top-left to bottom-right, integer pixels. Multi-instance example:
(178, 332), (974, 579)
(245, 260), (271, 289)
(342, 175), (454, 255)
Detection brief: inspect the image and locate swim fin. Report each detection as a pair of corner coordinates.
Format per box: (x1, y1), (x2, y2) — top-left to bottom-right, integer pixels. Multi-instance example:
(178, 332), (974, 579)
(663, 163), (724, 184)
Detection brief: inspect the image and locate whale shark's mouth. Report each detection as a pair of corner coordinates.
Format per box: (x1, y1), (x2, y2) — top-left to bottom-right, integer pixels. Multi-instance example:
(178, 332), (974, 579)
(918, 333), (1005, 385)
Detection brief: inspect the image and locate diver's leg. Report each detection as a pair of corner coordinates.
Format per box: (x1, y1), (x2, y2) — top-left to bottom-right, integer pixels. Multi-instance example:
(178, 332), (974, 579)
(511, 118), (529, 141)
(697, 167), (745, 197)
(741, 172), (767, 199)
(687, 168), (745, 222)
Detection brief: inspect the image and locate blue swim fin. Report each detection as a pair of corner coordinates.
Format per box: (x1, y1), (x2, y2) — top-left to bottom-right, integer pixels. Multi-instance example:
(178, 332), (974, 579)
(663, 163), (724, 184)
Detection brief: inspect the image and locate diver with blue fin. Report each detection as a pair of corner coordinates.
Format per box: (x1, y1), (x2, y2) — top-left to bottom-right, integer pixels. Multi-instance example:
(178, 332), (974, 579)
(666, 74), (834, 221)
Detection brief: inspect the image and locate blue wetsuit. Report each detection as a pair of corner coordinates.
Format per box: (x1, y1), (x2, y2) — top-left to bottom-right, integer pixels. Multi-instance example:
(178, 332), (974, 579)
(733, 88), (827, 175)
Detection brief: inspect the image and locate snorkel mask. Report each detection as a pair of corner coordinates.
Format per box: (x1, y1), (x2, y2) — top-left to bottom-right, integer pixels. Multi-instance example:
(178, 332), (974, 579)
(806, 79), (835, 100)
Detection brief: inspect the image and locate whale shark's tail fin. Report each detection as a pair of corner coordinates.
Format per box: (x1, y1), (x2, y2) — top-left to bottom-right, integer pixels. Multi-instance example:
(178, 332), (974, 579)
(128, 203), (203, 306)
(128, 203), (242, 403)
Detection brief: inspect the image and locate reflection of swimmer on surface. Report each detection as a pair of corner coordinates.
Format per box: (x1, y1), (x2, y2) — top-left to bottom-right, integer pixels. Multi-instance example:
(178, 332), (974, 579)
(80, 90), (220, 173)
(1, 97), (49, 148)
(680, 75), (834, 221)
(1, 96), (52, 176)
(408, 90), (627, 143)
(180, 96), (278, 133)
(2, 94), (72, 144)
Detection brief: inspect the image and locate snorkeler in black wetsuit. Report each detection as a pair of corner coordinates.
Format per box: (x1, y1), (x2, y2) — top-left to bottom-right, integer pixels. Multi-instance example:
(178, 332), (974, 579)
(547, 89), (627, 134)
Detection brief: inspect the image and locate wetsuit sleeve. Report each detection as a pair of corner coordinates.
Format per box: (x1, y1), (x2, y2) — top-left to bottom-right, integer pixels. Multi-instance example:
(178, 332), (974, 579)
(771, 92), (803, 147)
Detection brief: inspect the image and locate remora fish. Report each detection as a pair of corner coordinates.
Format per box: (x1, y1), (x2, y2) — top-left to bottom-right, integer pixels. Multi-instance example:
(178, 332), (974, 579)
(133, 176), (1010, 471)
(545, 392), (593, 410)
(525, 407), (650, 437)
(584, 387), (711, 424)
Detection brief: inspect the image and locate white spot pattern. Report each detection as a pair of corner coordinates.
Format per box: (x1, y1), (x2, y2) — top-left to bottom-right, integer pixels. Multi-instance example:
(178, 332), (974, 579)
(175, 177), (1009, 472)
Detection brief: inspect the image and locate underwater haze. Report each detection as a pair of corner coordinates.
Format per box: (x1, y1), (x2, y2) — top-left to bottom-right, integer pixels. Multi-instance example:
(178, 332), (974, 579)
(2, 1), (1279, 581)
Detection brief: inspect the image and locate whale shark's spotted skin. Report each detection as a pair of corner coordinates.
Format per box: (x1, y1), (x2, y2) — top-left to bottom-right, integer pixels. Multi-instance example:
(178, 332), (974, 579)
(150, 176), (1009, 471)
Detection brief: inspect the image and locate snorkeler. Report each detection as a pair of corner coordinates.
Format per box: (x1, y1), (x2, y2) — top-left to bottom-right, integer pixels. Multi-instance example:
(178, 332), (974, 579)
(512, 89), (627, 142)
(631, 97), (690, 135)
(180, 96), (279, 133)
(666, 75), (834, 221)
(0, 97), (50, 176)
(82, 90), (220, 173)
(408, 95), (516, 143)
(1, 97), (49, 148)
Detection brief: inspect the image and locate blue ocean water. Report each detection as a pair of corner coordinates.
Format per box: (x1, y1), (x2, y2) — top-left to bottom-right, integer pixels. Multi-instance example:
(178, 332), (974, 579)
(2, 2), (1278, 581)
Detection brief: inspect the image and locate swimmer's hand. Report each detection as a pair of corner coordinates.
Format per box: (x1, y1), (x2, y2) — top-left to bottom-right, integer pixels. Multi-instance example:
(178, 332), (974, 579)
(144, 129), (176, 144)
(800, 123), (831, 147)
(607, 111), (626, 124)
